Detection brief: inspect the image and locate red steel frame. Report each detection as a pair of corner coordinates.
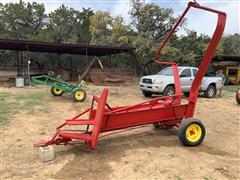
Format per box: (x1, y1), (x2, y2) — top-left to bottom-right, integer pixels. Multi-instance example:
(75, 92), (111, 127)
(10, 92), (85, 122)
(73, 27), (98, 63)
(34, 2), (226, 150)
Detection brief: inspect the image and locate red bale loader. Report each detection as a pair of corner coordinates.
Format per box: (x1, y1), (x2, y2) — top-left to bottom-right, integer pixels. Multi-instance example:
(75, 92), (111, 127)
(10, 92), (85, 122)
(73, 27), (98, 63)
(34, 2), (226, 151)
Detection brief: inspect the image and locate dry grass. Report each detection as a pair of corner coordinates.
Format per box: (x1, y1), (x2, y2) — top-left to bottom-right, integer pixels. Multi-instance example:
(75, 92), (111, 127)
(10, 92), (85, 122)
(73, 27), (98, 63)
(0, 91), (49, 125)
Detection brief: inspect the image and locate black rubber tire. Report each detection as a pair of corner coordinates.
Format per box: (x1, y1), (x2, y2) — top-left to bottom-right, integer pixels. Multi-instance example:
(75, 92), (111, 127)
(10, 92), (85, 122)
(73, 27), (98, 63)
(72, 89), (86, 102)
(178, 119), (205, 147)
(204, 85), (216, 98)
(163, 86), (175, 96)
(236, 89), (240, 104)
(142, 91), (152, 97)
(51, 87), (64, 96)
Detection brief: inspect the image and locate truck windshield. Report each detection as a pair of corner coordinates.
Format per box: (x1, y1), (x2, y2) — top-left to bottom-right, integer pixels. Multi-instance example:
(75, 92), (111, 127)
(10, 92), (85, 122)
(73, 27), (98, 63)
(157, 67), (182, 76)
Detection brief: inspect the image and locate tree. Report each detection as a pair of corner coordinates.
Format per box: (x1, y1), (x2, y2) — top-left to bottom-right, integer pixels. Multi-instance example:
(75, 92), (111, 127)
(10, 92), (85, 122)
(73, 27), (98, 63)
(169, 31), (211, 66)
(90, 11), (113, 44)
(73, 8), (94, 43)
(130, 0), (177, 41)
(129, 0), (185, 74)
(48, 6), (94, 43)
(110, 16), (132, 46)
(222, 34), (240, 54)
(90, 12), (131, 46)
(48, 5), (76, 43)
(0, 3), (5, 34)
(0, 1), (47, 39)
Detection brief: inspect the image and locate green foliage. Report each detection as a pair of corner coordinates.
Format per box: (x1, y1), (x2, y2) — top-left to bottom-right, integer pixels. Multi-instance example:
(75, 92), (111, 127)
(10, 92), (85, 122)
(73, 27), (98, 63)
(90, 11), (113, 44)
(0, 1), (47, 39)
(48, 6), (93, 43)
(110, 16), (132, 46)
(130, 0), (177, 41)
(48, 5), (75, 43)
(222, 33), (240, 54)
(173, 31), (210, 56)
(74, 8), (94, 43)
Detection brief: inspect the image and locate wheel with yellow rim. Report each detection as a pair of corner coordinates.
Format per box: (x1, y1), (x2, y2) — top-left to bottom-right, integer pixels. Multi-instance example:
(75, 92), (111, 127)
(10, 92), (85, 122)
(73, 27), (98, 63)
(51, 87), (64, 96)
(72, 88), (86, 102)
(178, 119), (205, 146)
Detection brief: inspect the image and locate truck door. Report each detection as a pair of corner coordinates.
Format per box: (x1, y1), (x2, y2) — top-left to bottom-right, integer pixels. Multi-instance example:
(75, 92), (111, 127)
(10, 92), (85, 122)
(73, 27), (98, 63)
(180, 68), (193, 92)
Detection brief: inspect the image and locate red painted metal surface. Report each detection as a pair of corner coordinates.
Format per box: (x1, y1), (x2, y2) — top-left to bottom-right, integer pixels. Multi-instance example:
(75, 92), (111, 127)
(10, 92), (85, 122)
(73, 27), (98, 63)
(34, 2), (226, 150)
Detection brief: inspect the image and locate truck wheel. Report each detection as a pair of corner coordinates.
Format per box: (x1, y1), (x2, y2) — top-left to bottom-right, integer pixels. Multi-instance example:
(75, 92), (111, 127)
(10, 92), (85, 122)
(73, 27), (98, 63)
(51, 87), (64, 96)
(72, 89), (86, 102)
(178, 119), (205, 147)
(142, 91), (152, 97)
(204, 85), (216, 98)
(236, 89), (240, 104)
(163, 86), (175, 96)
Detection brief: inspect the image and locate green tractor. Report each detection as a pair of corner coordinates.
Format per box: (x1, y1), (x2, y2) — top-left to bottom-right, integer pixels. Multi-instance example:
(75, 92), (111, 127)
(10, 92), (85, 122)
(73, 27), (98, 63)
(31, 72), (86, 102)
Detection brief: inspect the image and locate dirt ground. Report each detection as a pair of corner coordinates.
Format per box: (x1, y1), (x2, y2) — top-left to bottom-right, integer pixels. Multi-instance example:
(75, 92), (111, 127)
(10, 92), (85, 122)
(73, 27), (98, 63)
(1, 83), (239, 180)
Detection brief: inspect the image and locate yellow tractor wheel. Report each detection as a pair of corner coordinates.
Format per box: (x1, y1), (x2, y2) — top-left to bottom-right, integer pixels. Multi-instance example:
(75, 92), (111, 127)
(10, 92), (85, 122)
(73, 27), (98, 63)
(72, 89), (86, 102)
(178, 119), (205, 146)
(51, 87), (64, 96)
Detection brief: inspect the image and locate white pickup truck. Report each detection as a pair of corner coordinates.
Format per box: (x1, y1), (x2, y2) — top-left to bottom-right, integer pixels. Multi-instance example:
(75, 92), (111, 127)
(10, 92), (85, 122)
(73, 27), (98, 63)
(139, 66), (223, 98)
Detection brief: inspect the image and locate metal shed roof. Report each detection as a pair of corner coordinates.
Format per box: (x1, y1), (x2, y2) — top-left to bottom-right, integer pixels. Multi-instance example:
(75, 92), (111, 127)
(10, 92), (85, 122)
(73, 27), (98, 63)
(0, 39), (134, 56)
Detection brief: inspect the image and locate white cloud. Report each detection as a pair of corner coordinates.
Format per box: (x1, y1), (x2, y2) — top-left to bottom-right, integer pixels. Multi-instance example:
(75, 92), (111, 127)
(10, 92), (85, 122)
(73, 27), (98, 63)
(174, 1), (239, 36)
(42, 2), (63, 13)
(215, 1), (240, 35)
(111, 0), (239, 35)
(111, 0), (132, 23)
(111, 0), (152, 24)
(1, 0), (62, 13)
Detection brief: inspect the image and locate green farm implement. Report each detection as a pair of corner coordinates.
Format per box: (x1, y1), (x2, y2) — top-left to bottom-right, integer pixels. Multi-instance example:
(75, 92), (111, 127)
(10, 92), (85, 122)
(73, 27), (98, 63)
(31, 72), (86, 102)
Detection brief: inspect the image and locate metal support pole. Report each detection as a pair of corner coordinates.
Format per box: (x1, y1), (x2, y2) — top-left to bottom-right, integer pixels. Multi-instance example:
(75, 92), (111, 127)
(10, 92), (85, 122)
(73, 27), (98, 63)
(16, 51), (20, 76)
(26, 44), (31, 86)
(27, 59), (31, 86)
(20, 51), (23, 76)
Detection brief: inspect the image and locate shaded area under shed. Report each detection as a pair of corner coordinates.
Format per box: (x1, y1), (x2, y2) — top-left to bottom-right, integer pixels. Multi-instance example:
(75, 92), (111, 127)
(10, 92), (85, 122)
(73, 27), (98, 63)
(0, 39), (139, 85)
(196, 54), (240, 85)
